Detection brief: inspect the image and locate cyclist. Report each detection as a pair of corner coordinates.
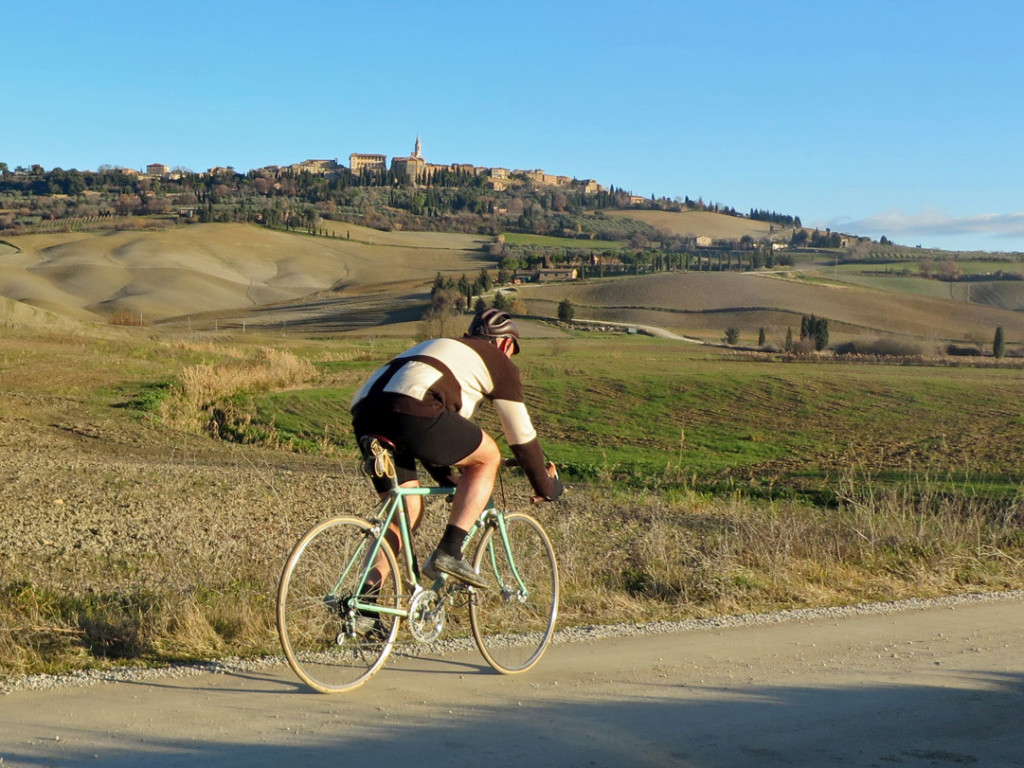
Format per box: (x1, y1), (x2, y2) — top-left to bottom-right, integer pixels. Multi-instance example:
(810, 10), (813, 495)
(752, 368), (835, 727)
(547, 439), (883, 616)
(351, 307), (563, 590)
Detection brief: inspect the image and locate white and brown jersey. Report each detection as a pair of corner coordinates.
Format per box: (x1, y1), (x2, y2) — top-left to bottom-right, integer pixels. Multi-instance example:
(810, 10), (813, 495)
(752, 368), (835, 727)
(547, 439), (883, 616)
(351, 336), (557, 498)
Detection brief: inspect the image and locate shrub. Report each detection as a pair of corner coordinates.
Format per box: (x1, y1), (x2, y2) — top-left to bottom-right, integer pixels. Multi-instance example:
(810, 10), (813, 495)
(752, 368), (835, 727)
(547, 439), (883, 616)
(834, 338), (923, 357)
(108, 310), (144, 326)
(557, 298), (574, 323)
(160, 348), (317, 437)
(946, 344), (983, 357)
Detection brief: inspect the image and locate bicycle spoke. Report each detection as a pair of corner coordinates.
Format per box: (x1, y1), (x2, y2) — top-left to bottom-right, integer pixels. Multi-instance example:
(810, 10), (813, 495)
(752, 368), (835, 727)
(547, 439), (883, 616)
(469, 512), (559, 674)
(277, 517), (401, 693)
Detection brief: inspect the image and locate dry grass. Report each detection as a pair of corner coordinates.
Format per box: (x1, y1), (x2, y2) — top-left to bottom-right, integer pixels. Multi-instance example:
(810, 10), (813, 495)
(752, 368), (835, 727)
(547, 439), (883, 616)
(543, 480), (1024, 627)
(3, 462), (1023, 679)
(1, 223), (489, 325)
(159, 347), (317, 436)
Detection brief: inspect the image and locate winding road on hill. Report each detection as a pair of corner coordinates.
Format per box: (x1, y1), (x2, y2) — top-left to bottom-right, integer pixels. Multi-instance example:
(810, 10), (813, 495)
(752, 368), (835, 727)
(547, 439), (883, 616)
(3, 595), (1021, 767)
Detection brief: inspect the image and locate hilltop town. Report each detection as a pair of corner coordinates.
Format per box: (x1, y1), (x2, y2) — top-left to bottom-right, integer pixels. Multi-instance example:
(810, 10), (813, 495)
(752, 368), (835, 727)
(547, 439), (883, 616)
(129, 136), (611, 200)
(1, 137), (809, 255)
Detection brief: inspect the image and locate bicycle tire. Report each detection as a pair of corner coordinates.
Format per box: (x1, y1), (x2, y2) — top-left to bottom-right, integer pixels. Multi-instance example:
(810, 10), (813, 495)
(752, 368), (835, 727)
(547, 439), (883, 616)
(469, 512), (559, 674)
(277, 516), (401, 693)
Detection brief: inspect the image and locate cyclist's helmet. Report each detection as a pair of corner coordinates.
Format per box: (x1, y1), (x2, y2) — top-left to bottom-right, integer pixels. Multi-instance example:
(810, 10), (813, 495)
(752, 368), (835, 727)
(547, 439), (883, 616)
(467, 307), (520, 354)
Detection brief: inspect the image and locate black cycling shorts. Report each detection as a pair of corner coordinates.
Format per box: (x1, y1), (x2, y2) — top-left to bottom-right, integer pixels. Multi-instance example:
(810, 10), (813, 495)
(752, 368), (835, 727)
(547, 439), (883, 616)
(352, 407), (484, 493)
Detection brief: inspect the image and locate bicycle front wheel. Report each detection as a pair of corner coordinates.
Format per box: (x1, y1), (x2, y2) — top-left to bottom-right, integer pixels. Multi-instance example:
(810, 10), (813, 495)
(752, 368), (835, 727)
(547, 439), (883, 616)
(277, 516), (401, 693)
(469, 512), (559, 674)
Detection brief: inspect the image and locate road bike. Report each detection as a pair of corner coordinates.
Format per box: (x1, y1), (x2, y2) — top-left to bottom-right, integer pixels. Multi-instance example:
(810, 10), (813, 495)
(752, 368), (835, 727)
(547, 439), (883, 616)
(276, 437), (560, 693)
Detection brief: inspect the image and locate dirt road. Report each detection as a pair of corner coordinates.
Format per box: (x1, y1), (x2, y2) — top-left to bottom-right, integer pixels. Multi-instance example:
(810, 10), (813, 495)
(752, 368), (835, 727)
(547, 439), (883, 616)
(2, 596), (1021, 768)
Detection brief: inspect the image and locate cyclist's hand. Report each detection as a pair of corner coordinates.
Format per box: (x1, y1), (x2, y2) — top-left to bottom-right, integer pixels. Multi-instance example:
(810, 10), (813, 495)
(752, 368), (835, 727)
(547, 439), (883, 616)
(531, 462), (561, 504)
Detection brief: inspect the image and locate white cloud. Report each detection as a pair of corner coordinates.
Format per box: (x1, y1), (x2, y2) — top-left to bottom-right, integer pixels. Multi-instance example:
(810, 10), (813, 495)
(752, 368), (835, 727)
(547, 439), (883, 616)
(830, 208), (1024, 240)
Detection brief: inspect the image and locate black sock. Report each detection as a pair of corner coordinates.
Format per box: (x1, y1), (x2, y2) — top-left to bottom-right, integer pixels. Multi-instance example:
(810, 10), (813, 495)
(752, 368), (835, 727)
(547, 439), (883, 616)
(437, 524), (467, 558)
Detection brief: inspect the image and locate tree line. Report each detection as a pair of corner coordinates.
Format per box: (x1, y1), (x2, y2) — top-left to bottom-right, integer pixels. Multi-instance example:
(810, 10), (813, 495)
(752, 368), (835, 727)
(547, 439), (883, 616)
(0, 162), (802, 250)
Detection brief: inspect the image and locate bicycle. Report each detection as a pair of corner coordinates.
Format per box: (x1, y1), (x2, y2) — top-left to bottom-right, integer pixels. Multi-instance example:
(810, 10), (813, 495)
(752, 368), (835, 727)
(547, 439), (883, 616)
(276, 436), (560, 693)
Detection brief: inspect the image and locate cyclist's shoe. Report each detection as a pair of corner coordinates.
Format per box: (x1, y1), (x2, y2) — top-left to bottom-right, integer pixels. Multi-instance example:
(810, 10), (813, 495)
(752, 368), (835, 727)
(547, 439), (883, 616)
(422, 549), (491, 589)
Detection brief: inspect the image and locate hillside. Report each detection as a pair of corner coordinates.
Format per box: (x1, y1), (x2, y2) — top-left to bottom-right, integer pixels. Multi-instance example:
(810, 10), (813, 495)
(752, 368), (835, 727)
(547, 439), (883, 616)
(2, 218), (1023, 349)
(518, 270), (1024, 347)
(0, 224), (490, 326)
(0, 294), (94, 332)
(602, 209), (783, 241)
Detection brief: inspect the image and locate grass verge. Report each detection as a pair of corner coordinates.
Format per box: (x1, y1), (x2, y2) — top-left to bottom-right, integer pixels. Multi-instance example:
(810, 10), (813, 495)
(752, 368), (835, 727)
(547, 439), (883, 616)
(3, 474), (1022, 679)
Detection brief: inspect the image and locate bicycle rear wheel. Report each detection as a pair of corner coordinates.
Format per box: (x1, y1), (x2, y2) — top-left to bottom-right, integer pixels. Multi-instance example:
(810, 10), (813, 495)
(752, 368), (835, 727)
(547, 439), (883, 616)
(469, 512), (559, 674)
(277, 516), (401, 693)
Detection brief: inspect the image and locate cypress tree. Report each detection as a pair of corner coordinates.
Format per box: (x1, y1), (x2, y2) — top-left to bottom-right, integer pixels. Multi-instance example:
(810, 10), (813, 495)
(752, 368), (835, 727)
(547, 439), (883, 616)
(814, 318), (829, 351)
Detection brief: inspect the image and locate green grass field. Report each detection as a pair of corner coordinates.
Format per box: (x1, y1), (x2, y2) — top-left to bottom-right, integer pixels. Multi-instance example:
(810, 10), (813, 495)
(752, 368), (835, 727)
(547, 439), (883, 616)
(229, 335), (1024, 502)
(501, 232), (626, 249)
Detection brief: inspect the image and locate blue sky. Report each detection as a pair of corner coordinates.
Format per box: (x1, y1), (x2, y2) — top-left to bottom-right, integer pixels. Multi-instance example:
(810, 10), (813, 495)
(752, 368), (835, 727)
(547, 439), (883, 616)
(5, 0), (1023, 252)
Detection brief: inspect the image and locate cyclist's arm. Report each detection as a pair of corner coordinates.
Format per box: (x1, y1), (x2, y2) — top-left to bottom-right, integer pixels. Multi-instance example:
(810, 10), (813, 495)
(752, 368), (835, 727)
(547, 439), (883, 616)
(494, 396), (564, 501)
(508, 438), (563, 500)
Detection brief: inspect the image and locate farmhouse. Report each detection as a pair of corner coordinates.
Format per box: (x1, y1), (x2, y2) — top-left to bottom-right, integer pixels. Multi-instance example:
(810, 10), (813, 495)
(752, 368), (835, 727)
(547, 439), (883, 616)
(538, 267), (578, 281)
(514, 267), (579, 283)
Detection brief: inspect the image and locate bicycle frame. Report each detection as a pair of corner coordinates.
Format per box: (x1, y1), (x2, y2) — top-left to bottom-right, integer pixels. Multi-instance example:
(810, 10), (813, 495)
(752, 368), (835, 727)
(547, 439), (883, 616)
(346, 484), (524, 621)
(478, 509), (531, 595)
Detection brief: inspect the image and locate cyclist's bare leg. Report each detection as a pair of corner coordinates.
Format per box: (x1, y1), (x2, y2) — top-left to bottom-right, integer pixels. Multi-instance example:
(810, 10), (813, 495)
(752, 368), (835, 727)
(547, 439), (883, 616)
(448, 432), (500, 532)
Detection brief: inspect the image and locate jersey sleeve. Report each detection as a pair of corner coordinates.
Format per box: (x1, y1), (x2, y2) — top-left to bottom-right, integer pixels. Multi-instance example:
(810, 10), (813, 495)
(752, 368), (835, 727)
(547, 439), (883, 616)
(492, 387), (561, 499)
(507, 435), (563, 500)
(463, 337), (563, 500)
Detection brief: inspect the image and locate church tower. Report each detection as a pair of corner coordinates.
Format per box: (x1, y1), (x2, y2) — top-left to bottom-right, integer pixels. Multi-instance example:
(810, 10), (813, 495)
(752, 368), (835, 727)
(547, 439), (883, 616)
(413, 135), (422, 159)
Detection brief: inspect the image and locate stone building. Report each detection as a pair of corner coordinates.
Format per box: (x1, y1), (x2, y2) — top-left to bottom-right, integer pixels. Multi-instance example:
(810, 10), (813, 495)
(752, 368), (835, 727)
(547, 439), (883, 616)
(390, 136), (427, 183)
(289, 159), (341, 174)
(349, 153), (387, 175)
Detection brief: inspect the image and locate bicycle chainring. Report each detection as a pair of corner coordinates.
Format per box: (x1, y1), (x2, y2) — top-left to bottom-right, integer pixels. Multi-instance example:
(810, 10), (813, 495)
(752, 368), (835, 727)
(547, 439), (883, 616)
(407, 589), (446, 642)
